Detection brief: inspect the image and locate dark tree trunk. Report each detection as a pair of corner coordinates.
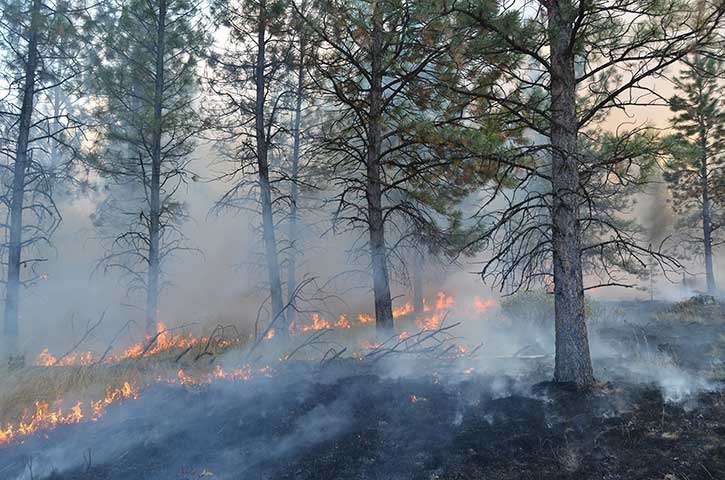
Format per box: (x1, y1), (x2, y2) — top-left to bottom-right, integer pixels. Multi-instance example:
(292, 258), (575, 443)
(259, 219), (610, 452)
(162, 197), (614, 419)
(146, 0), (167, 335)
(3, 0), (42, 355)
(412, 249), (424, 316)
(367, 2), (394, 335)
(256, 1), (286, 329)
(548, 1), (594, 386)
(699, 124), (716, 294)
(285, 41), (305, 335)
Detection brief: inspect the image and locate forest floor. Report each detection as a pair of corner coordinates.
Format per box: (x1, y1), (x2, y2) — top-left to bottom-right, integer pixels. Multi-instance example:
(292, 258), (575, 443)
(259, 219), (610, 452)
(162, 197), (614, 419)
(1, 299), (724, 480)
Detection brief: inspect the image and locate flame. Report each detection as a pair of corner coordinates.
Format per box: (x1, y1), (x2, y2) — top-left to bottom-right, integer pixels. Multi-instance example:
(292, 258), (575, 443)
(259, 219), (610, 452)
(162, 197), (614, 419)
(435, 291), (455, 310)
(392, 302), (414, 318)
(358, 313), (374, 324)
(1, 363), (274, 447)
(265, 329), (275, 339)
(34, 322), (223, 367)
(36, 349), (58, 367)
(0, 381), (138, 446)
(334, 315), (351, 329)
(473, 296), (496, 313)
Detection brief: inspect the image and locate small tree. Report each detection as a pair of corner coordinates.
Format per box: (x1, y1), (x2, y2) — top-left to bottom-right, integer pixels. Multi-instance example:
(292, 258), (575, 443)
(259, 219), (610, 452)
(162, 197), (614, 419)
(663, 54), (724, 295)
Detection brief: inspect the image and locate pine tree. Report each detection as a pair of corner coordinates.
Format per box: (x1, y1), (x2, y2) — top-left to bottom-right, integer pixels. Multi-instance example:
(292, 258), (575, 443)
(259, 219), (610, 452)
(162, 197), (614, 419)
(664, 54), (724, 295)
(88, 0), (207, 334)
(0, 0), (88, 355)
(456, 0), (723, 385)
(298, 0), (514, 334)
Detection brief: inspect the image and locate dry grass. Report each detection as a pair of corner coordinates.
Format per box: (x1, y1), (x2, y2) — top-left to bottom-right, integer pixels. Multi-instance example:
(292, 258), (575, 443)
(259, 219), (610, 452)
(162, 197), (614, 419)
(0, 341), (246, 423)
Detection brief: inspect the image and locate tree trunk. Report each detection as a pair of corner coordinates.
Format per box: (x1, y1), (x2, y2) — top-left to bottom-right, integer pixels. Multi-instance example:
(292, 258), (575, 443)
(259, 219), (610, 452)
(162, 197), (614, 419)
(285, 41), (305, 335)
(256, 1), (286, 330)
(699, 124), (716, 294)
(412, 248), (424, 316)
(548, 1), (594, 386)
(367, 1), (394, 335)
(3, 0), (42, 356)
(145, 0), (167, 335)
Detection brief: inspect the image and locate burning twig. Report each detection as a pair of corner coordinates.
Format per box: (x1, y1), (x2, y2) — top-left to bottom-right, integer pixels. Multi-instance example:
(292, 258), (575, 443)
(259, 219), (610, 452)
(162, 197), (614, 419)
(138, 323), (196, 357)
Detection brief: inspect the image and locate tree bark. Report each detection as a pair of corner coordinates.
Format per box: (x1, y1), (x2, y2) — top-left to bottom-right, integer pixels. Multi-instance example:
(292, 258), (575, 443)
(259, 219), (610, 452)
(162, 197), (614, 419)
(367, 1), (394, 335)
(412, 248), (424, 316)
(285, 40), (305, 335)
(698, 122), (716, 294)
(255, 0), (286, 330)
(3, 0), (42, 355)
(145, 0), (167, 335)
(548, 0), (594, 386)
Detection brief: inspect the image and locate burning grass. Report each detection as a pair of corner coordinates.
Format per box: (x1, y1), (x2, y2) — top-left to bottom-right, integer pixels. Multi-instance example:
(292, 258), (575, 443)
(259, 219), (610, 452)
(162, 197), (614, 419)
(0, 288), (488, 450)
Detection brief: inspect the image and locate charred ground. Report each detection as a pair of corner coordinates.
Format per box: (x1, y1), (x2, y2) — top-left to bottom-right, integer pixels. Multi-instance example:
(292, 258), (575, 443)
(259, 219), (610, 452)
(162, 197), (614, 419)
(1, 300), (724, 480)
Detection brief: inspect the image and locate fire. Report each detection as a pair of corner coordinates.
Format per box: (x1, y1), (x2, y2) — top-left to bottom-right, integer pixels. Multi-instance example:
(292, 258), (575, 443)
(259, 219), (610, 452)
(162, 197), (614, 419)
(265, 329), (275, 339)
(34, 322), (222, 367)
(36, 348), (57, 367)
(473, 296), (496, 313)
(358, 313), (374, 324)
(392, 302), (414, 318)
(361, 340), (382, 350)
(334, 315), (351, 329)
(294, 313), (331, 333)
(176, 364), (272, 386)
(2, 363), (274, 447)
(435, 291), (455, 310)
(0, 381), (138, 446)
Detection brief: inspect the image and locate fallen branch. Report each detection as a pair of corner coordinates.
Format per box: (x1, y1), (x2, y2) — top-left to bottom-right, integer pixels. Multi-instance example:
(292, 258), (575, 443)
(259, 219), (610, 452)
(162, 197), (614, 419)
(54, 310), (107, 366)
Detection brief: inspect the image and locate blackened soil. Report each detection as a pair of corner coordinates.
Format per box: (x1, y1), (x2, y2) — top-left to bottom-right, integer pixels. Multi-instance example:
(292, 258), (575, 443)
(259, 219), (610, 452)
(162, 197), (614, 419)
(1, 364), (723, 480)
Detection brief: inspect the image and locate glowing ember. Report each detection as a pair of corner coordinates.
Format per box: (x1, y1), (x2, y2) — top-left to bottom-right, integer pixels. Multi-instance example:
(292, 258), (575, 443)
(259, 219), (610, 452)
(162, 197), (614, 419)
(361, 340), (383, 350)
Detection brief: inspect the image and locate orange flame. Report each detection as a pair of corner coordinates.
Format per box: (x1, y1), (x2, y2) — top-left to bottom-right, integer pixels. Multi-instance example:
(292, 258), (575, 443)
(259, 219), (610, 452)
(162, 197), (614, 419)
(472, 296), (496, 313)
(0, 381), (138, 446)
(392, 302), (414, 318)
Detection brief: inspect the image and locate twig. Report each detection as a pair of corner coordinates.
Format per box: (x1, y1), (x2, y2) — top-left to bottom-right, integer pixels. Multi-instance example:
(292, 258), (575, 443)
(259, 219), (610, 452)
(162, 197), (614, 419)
(54, 309), (107, 365)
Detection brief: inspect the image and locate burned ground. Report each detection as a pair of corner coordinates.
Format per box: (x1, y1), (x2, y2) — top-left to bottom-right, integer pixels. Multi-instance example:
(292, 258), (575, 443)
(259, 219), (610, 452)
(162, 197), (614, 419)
(1, 307), (724, 480)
